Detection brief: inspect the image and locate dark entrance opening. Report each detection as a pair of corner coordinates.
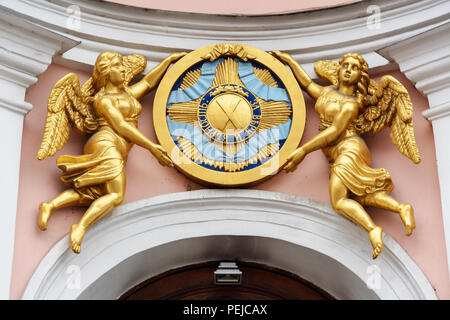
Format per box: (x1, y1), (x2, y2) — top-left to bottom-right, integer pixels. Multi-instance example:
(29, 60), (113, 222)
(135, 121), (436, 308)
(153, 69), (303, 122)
(120, 261), (334, 300)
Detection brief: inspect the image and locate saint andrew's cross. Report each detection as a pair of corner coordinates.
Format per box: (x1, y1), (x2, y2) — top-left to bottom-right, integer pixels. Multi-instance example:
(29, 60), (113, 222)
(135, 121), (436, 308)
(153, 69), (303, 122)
(208, 94), (251, 132)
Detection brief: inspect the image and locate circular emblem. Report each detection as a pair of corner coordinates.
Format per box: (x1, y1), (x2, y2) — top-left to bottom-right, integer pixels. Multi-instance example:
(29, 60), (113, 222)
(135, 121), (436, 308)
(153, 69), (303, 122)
(199, 85), (261, 144)
(154, 43), (306, 186)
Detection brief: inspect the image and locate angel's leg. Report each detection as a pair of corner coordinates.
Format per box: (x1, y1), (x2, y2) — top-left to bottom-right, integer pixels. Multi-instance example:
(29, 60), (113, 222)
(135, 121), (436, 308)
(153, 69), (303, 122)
(356, 191), (415, 236)
(329, 173), (383, 259)
(38, 189), (90, 231)
(70, 172), (125, 253)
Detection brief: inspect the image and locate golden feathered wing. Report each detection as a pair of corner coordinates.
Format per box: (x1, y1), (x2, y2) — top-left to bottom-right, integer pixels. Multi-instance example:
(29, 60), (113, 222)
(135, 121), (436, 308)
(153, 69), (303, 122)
(37, 73), (98, 160)
(354, 76), (421, 163)
(37, 54), (147, 160)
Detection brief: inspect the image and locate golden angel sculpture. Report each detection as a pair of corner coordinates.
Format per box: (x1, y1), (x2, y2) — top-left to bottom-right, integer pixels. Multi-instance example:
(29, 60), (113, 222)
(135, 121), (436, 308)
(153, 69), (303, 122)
(271, 51), (421, 259)
(37, 51), (186, 253)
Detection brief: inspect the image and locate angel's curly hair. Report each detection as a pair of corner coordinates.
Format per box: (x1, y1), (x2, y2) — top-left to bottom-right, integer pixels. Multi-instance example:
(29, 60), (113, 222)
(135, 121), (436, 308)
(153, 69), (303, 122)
(338, 53), (375, 106)
(92, 51), (123, 90)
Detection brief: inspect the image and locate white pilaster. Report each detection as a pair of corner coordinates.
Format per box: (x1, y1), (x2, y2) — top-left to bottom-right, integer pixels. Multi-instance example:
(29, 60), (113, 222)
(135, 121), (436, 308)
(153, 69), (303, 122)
(379, 22), (450, 277)
(0, 9), (77, 299)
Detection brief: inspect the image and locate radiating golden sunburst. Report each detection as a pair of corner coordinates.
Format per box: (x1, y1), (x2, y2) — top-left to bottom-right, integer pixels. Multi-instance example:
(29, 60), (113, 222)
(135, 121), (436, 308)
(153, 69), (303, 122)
(167, 57), (291, 171)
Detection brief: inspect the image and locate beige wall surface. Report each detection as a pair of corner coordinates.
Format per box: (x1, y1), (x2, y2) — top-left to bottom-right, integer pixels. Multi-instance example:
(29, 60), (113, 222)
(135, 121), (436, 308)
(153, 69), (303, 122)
(10, 62), (450, 299)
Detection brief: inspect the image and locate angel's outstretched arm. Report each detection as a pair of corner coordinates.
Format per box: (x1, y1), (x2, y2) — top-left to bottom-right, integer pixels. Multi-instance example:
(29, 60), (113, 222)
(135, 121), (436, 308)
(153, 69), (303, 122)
(129, 52), (187, 100)
(284, 101), (358, 172)
(95, 97), (173, 167)
(271, 51), (324, 100)
(304, 103), (358, 153)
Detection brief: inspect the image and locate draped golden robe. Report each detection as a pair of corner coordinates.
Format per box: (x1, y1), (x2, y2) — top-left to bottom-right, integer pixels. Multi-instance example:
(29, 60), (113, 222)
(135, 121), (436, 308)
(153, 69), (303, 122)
(321, 126), (393, 197)
(56, 114), (137, 201)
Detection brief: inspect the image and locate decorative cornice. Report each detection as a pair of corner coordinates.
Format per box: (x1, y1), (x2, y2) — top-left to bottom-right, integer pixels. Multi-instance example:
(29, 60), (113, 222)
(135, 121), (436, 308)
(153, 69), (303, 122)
(0, 7), (78, 114)
(0, 95), (32, 116)
(422, 102), (450, 121)
(1, 0), (448, 76)
(377, 23), (450, 91)
(378, 23), (450, 120)
(0, 8), (77, 77)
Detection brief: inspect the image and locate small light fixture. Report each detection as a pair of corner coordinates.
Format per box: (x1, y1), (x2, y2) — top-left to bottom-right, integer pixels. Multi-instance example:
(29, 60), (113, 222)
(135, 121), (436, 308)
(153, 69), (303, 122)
(214, 262), (242, 285)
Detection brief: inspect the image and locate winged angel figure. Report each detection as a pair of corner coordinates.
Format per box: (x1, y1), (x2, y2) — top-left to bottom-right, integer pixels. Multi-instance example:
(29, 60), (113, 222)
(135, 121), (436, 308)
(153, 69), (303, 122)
(271, 51), (421, 259)
(37, 51), (186, 253)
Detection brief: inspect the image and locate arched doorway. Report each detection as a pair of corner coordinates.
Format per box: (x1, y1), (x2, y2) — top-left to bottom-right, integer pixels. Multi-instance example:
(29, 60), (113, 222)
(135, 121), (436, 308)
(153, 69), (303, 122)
(23, 190), (436, 300)
(120, 261), (335, 300)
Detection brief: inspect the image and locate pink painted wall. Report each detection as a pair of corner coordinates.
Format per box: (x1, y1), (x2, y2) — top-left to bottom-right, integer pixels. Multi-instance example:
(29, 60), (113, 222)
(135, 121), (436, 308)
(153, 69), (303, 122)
(105, 0), (360, 15)
(10, 63), (450, 299)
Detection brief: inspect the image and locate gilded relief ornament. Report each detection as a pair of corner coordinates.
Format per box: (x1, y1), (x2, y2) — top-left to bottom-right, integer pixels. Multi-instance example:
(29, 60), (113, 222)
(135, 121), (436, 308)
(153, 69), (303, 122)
(271, 51), (420, 259)
(154, 43), (306, 186)
(37, 51), (186, 253)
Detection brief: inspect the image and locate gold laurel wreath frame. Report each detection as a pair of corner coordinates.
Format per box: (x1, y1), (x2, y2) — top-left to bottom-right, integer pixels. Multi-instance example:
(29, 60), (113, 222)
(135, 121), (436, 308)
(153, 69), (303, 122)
(153, 44), (306, 187)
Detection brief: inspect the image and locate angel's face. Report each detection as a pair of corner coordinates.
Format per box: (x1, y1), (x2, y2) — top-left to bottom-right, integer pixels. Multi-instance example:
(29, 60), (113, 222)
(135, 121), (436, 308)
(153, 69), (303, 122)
(339, 57), (362, 86)
(109, 57), (125, 86)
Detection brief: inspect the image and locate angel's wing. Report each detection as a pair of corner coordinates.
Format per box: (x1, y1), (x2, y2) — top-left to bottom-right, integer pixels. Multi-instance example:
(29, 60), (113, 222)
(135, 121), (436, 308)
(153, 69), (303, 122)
(122, 54), (147, 85)
(314, 60), (339, 86)
(37, 73), (98, 160)
(354, 75), (421, 164)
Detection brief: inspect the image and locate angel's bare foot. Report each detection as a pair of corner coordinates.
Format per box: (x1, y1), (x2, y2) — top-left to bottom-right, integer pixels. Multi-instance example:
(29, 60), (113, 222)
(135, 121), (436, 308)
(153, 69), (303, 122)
(399, 204), (415, 236)
(369, 226), (383, 259)
(70, 224), (86, 254)
(38, 202), (52, 231)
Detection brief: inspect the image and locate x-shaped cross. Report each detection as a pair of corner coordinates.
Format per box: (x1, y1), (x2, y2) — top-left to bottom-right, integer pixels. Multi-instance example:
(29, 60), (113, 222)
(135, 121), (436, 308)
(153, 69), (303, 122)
(215, 96), (245, 130)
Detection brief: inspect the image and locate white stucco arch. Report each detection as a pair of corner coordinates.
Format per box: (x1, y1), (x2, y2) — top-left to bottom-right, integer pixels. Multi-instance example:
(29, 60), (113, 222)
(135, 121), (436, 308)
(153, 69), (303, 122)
(22, 190), (436, 300)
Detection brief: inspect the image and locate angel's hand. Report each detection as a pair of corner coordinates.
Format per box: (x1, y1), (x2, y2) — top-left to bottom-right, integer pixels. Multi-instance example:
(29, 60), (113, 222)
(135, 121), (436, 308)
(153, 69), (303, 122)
(270, 51), (292, 63)
(284, 147), (306, 172)
(168, 52), (188, 63)
(149, 143), (174, 168)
